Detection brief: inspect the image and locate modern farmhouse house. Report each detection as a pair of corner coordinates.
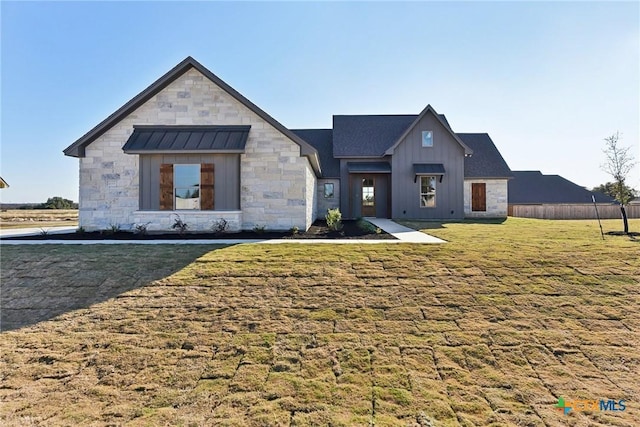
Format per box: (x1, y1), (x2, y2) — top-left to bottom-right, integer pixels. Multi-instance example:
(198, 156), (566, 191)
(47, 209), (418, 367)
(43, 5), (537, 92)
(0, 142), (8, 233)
(64, 57), (512, 232)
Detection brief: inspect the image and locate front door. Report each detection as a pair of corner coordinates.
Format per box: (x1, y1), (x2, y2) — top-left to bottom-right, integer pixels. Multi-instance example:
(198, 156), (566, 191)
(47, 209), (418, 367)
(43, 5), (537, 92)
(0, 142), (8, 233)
(362, 177), (376, 216)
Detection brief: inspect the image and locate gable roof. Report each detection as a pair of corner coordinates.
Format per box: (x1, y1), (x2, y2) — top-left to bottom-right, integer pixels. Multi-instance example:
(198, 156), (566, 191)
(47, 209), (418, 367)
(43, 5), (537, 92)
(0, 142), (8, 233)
(290, 129), (339, 178)
(63, 56), (321, 175)
(385, 105), (472, 156)
(0, 177), (8, 188)
(508, 171), (617, 204)
(458, 133), (513, 179)
(332, 115), (416, 157)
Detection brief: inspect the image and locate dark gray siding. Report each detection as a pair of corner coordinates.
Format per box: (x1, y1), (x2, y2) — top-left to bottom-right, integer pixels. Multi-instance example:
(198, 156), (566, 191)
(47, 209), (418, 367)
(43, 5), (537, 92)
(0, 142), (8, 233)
(139, 154), (240, 210)
(391, 112), (465, 219)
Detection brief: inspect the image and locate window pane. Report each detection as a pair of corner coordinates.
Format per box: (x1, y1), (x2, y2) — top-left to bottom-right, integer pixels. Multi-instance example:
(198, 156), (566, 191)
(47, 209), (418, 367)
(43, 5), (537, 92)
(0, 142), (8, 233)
(174, 164), (200, 188)
(324, 183), (334, 198)
(420, 176), (436, 207)
(422, 130), (433, 147)
(362, 179), (374, 206)
(174, 164), (200, 210)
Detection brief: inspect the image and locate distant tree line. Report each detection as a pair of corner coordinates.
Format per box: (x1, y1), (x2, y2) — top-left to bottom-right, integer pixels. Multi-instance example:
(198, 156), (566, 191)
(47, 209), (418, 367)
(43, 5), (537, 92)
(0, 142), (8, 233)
(0, 197), (78, 210)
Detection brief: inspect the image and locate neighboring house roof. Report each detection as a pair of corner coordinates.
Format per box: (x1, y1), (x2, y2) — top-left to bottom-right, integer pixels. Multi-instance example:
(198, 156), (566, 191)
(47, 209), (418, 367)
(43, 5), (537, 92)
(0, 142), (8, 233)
(0, 177), (8, 188)
(122, 125), (250, 154)
(290, 129), (340, 178)
(459, 133), (513, 179)
(63, 56), (321, 175)
(385, 105), (472, 156)
(508, 171), (617, 204)
(333, 115), (417, 157)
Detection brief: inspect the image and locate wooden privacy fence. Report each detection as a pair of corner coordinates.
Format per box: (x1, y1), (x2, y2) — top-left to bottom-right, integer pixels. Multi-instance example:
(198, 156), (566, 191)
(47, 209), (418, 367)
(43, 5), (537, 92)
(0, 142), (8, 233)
(508, 204), (640, 219)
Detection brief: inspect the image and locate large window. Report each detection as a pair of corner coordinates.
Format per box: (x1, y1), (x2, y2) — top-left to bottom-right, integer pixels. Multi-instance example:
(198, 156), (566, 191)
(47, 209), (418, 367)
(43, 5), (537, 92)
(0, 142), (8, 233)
(174, 164), (200, 209)
(420, 176), (436, 207)
(159, 163), (215, 211)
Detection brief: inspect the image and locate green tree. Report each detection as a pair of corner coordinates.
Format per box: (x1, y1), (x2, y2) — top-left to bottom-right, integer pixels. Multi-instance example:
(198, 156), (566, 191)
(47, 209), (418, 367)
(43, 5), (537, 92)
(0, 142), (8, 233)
(592, 182), (637, 202)
(39, 196), (77, 209)
(601, 132), (637, 234)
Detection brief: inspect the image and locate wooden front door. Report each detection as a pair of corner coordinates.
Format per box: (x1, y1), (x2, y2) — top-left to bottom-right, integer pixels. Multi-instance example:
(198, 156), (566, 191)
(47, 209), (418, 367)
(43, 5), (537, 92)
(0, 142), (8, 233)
(472, 183), (486, 211)
(361, 177), (376, 216)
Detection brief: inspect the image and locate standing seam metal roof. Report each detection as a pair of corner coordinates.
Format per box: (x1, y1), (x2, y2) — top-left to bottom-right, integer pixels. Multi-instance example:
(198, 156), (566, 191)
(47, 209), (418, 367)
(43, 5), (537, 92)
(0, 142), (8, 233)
(122, 126), (250, 153)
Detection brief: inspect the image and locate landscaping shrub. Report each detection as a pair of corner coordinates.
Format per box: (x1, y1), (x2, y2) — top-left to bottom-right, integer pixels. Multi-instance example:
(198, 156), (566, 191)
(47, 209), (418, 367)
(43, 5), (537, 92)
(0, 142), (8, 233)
(325, 208), (343, 231)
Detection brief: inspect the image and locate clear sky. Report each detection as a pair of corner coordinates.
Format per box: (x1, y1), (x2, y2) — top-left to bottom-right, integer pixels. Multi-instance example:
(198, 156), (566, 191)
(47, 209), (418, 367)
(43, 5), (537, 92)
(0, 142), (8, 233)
(1, 1), (638, 203)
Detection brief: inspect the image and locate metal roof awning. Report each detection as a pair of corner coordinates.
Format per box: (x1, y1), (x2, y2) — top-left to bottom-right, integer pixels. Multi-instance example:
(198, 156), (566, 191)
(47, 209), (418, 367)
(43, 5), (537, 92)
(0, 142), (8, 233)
(413, 163), (446, 182)
(347, 162), (391, 174)
(122, 125), (250, 154)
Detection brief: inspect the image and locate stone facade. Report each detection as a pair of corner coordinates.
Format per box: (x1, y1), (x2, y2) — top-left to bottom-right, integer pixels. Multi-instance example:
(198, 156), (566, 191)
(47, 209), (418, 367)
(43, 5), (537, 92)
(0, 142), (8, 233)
(463, 179), (508, 218)
(132, 211), (242, 233)
(78, 68), (316, 232)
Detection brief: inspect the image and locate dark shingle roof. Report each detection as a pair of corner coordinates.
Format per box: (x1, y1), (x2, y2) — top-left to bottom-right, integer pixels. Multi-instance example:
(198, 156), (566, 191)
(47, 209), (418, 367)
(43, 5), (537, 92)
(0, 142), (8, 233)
(122, 126), (250, 153)
(332, 115), (417, 157)
(459, 133), (512, 178)
(508, 171), (617, 204)
(290, 129), (339, 178)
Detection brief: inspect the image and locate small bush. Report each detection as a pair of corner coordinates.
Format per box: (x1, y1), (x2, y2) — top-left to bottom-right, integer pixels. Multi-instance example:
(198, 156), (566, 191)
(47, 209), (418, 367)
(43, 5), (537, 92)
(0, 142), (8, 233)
(75, 226), (86, 234)
(356, 218), (382, 235)
(253, 225), (266, 234)
(171, 214), (188, 234)
(103, 224), (121, 235)
(325, 208), (343, 231)
(39, 228), (49, 236)
(134, 222), (151, 235)
(289, 226), (300, 235)
(211, 218), (229, 235)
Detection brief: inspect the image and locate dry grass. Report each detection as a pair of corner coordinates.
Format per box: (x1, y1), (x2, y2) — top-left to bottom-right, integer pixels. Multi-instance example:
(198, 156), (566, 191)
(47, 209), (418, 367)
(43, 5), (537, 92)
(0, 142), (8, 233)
(1, 218), (638, 426)
(0, 210), (78, 229)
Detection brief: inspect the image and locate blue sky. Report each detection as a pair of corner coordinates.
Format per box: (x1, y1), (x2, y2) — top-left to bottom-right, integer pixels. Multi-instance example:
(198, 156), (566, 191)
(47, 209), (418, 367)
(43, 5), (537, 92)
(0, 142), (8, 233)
(1, 1), (638, 203)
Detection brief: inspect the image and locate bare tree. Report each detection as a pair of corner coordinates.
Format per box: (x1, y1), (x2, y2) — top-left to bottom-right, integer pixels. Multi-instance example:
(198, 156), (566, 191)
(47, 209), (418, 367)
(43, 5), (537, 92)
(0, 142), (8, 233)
(601, 132), (637, 234)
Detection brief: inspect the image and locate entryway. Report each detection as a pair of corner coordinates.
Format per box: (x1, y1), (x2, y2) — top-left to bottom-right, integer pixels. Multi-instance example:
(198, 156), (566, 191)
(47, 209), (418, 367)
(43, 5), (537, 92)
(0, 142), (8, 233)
(349, 173), (391, 218)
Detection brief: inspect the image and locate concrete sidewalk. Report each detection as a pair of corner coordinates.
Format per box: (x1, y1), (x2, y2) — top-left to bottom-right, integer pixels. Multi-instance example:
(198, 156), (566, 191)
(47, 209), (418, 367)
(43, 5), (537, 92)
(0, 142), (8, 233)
(0, 226), (77, 238)
(0, 220), (445, 245)
(365, 218), (446, 243)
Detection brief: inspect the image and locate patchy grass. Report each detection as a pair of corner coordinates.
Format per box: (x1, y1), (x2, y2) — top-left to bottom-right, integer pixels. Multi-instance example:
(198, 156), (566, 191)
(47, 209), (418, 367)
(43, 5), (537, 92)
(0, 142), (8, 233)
(1, 218), (639, 426)
(0, 209), (78, 229)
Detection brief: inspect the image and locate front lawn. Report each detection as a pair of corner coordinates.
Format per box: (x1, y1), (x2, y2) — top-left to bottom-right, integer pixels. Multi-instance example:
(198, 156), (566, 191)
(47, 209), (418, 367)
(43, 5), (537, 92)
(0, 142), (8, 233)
(1, 218), (638, 426)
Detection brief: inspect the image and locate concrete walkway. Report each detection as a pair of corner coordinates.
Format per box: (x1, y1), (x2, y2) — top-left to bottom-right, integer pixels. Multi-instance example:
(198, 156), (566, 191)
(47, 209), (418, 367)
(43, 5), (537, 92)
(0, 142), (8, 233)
(0, 220), (445, 245)
(0, 226), (77, 238)
(365, 218), (446, 243)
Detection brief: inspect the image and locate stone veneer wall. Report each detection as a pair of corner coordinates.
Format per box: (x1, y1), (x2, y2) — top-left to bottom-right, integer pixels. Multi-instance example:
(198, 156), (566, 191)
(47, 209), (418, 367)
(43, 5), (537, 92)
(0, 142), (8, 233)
(78, 68), (315, 231)
(463, 179), (508, 218)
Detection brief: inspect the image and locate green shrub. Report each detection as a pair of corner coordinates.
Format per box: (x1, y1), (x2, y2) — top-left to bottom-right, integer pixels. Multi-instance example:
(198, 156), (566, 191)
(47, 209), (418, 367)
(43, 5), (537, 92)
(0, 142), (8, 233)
(325, 208), (343, 231)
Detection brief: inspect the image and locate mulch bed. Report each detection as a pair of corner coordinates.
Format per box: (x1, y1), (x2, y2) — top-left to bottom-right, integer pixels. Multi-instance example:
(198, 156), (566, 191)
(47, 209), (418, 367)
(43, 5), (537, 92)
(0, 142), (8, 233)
(3, 220), (395, 240)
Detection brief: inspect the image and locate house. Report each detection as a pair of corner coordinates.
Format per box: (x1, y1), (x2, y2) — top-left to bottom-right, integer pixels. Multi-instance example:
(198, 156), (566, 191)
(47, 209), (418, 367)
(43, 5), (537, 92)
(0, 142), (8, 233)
(508, 171), (621, 219)
(0, 177), (8, 189)
(64, 57), (512, 232)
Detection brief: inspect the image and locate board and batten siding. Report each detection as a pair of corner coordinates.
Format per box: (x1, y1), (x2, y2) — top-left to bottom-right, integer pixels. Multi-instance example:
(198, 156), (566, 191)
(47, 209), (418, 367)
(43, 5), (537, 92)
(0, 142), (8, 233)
(391, 113), (465, 219)
(338, 158), (392, 219)
(139, 154), (240, 211)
